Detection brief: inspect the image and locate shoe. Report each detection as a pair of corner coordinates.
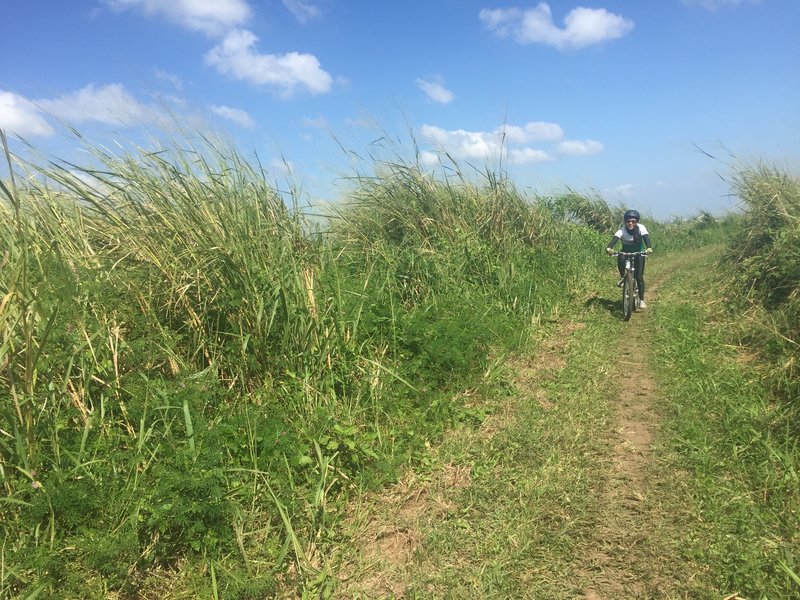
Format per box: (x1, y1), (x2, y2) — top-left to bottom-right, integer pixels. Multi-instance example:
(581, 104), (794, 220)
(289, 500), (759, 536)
(639, 300), (648, 309)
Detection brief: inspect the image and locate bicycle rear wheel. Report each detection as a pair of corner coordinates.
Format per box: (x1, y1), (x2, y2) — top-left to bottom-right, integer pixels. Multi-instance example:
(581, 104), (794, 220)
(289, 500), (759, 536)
(622, 272), (634, 321)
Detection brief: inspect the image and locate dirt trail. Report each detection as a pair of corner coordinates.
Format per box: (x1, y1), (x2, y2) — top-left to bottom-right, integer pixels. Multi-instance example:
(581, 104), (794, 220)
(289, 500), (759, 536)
(578, 276), (668, 599)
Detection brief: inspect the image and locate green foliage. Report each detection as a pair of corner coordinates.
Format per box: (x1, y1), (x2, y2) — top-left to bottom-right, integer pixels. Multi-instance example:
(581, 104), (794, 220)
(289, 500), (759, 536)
(0, 131), (620, 597)
(542, 188), (616, 232)
(720, 164), (800, 405)
(142, 460), (234, 558)
(651, 260), (800, 598)
(394, 290), (494, 388)
(4, 126), (797, 598)
(726, 164), (800, 305)
(333, 162), (546, 252)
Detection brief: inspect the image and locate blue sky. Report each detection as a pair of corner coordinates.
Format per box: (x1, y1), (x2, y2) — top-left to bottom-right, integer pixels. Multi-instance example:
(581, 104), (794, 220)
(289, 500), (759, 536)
(1, 0), (798, 219)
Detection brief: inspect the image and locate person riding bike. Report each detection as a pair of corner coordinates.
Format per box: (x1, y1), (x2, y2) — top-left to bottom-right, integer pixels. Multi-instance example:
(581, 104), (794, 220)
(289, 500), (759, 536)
(605, 209), (653, 308)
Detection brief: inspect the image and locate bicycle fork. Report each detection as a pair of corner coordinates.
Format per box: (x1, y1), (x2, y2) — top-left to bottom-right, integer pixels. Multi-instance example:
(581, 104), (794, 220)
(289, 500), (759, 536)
(617, 258), (634, 287)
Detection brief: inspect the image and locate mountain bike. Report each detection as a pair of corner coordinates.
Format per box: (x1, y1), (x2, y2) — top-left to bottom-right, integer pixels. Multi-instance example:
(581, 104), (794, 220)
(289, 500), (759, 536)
(611, 251), (647, 321)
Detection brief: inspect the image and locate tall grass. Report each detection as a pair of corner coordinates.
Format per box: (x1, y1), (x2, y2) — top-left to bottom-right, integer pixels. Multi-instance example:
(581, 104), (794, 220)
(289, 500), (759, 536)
(541, 187), (616, 233)
(650, 162), (800, 596)
(0, 130), (610, 598)
(723, 164), (799, 407)
(331, 162), (551, 312)
(649, 210), (740, 253)
(651, 250), (800, 597)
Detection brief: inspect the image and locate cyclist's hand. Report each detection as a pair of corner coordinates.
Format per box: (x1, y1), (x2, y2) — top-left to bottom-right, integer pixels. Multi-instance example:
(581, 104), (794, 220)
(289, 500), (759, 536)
(645, 248), (653, 255)
(605, 247), (614, 256)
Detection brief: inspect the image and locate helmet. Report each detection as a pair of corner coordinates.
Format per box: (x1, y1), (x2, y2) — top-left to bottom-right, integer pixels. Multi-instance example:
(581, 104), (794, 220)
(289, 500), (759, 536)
(623, 209), (640, 223)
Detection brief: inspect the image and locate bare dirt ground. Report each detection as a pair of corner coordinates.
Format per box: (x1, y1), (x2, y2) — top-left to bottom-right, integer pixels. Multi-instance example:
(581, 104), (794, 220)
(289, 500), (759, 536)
(335, 462), (473, 598)
(577, 277), (669, 599)
(575, 256), (716, 599)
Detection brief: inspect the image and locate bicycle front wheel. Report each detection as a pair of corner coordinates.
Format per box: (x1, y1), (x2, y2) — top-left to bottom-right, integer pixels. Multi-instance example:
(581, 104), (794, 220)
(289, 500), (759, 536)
(622, 272), (634, 321)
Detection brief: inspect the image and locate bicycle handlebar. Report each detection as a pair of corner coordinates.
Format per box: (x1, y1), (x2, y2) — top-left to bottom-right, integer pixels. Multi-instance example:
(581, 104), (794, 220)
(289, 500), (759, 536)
(609, 251), (649, 257)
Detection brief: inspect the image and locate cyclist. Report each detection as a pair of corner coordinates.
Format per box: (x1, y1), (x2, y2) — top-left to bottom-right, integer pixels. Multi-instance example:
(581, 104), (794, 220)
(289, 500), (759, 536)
(605, 209), (653, 308)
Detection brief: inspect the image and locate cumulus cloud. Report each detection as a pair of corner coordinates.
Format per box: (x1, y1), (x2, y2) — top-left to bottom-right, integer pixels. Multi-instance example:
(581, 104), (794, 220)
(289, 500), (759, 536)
(419, 151), (440, 166)
(480, 2), (634, 50)
(556, 139), (604, 155)
(210, 104), (255, 128)
(206, 29), (333, 96)
(36, 83), (159, 126)
(508, 147), (551, 164)
(0, 92), (54, 137)
(501, 121), (564, 143)
(104, 0), (251, 37)
(0, 84), (170, 137)
(106, 0), (335, 97)
(420, 125), (494, 158)
(420, 123), (553, 165)
(282, 0), (322, 23)
(419, 121), (603, 166)
(416, 77), (455, 104)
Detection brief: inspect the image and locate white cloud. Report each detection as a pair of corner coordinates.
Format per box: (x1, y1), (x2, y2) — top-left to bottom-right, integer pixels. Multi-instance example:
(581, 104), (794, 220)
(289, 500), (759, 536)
(681, 0), (762, 10)
(508, 147), (551, 164)
(106, 1), (336, 99)
(282, 0), (322, 23)
(420, 124), (555, 165)
(499, 121), (563, 143)
(36, 83), (158, 126)
(420, 121), (603, 166)
(480, 2), (634, 50)
(210, 104), (255, 128)
(420, 125), (497, 160)
(0, 85), (170, 138)
(556, 139), (604, 155)
(104, 0), (251, 37)
(0, 92), (54, 137)
(419, 143), (551, 166)
(416, 77), (455, 104)
(419, 151), (440, 166)
(205, 29), (333, 96)
(154, 69), (184, 90)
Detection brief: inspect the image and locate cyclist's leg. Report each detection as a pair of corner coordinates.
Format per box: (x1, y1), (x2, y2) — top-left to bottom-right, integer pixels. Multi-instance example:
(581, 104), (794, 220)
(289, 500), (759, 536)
(635, 255), (646, 299)
(617, 254), (625, 278)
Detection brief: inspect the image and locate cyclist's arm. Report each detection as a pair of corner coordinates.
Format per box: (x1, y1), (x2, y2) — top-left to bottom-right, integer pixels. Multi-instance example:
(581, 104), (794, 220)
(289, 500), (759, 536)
(642, 233), (652, 249)
(606, 235), (620, 250)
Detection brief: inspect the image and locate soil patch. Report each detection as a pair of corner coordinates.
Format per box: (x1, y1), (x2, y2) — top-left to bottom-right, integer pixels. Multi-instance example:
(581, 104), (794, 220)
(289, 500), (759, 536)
(335, 322), (585, 598)
(576, 274), (680, 598)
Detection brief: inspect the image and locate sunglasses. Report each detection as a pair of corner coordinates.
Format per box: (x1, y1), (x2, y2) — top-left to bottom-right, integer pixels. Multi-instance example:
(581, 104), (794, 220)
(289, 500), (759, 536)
(626, 219), (638, 223)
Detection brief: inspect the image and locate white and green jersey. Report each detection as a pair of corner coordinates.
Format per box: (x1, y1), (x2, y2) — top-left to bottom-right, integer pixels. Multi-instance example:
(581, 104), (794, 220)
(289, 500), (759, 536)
(613, 223), (650, 252)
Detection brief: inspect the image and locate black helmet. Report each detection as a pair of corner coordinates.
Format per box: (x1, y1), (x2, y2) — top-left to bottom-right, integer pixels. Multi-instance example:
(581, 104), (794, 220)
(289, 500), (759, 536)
(623, 209), (640, 222)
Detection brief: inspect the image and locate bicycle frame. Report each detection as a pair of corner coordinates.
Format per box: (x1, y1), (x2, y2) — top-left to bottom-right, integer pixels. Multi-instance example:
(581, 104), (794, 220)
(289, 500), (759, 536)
(611, 251), (646, 321)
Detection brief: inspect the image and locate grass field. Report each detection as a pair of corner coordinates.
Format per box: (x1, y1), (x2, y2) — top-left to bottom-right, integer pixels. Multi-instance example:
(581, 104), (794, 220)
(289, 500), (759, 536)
(1, 131), (798, 598)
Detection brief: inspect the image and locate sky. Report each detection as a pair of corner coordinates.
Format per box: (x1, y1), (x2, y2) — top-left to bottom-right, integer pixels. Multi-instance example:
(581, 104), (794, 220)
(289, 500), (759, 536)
(1, 0), (798, 219)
